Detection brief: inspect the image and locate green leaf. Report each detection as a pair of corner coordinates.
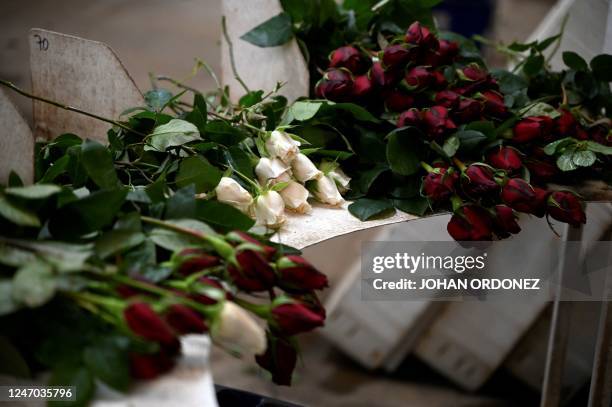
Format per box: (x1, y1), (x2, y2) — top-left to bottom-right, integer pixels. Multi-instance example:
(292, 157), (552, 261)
(328, 103), (380, 123)
(5, 184), (61, 199)
(49, 365), (94, 407)
(348, 198), (395, 221)
(455, 130), (488, 153)
(393, 197), (429, 216)
(146, 119), (201, 152)
(289, 101), (323, 121)
(240, 12), (293, 47)
(196, 200), (255, 231)
(224, 146), (255, 179)
(95, 230), (145, 259)
(176, 156), (223, 193)
(586, 141), (612, 154)
(0, 280), (19, 316)
(144, 89), (173, 111)
(557, 151), (578, 171)
(83, 337), (130, 391)
(0, 194), (40, 227)
(0, 244), (37, 267)
(12, 261), (56, 308)
(523, 54), (545, 76)
(81, 140), (119, 189)
(149, 219), (214, 251)
(442, 135), (460, 157)
(590, 54), (612, 82)
(572, 150), (596, 167)
(0, 336), (30, 377)
(523, 102), (561, 119)
(386, 127), (421, 176)
(239, 90), (264, 107)
(544, 137), (576, 155)
(355, 164), (388, 194)
(204, 120), (248, 146)
(563, 51), (588, 71)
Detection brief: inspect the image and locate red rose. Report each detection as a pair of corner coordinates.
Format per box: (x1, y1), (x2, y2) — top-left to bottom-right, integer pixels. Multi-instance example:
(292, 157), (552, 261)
(493, 205), (521, 238)
(293, 293), (326, 319)
(385, 90), (415, 112)
(452, 98), (482, 124)
(124, 302), (178, 348)
(405, 22), (438, 50)
(329, 46), (365, 74)
(405, 66), (433, 90)
(423, 167), (458, 201)
(226, 231), (276, 259)
(462, 64), (489, 82)
(463, 164), (499, 196)
(423, 106), (456, 138)
(371, 62), (402, 89)
(525, 158), (558, 183)
(431, 71), (448, 89)
(277, 255), (329, 292)
(174, 248), (220, 276)
(315, 68), (354, 101)
(164, 304), (207, 335)
(589, 123), (611, 146)
(271, 302), (325, 336)
(447, 205), (493, 241)
(228, 249), (276, 292)
(352, 74), (374, 99)
(434, 90), (460, 109)
(397, 108), (422, 128)
(555, 109), (579, 138)
(481, 90), (508, 119)
(547, 191), (586, 227)
(382, 44), (411, 70)
(437, 39), (459, 64)
(531, 187), (550, 218)
(513, 116), (553, 143)
(487, 146), (522, 173)
(129, 350), (176, 380)
(255, 335), (297, 386)
(501, 178), (536, 213)
(190, 276), (226, 305)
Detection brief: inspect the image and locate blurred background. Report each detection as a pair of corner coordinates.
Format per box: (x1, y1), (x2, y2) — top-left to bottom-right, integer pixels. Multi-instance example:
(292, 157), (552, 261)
(1, 1), (604, 406)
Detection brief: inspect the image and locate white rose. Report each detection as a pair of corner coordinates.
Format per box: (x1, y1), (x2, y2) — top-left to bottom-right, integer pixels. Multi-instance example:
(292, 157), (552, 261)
(328, 166), (351, 193)
(280, 181), (312, 214)
(215, 177), (253, 214)
(265, 130), (300, 163)
(254, 190), (286, 228)
(213, 301), (266, 358)
(255, 157), (291, 186)
(309, 175), (344, 206)
(291, 153), (322, 183)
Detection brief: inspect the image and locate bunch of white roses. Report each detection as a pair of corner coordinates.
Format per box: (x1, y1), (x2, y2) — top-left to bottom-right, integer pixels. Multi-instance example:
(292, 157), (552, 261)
(214, 129), (350, 229)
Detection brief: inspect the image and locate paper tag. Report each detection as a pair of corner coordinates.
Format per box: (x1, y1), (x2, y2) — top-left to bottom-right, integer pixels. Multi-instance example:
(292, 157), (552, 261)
(0, 89), (34, 184)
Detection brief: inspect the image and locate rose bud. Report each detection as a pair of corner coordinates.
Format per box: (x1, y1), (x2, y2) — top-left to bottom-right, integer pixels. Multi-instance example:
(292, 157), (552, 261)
(525, 158), (558, 183)
(554, 109), (579, 137)
(228, 248), (275, 291)
(190, 276), (225, 305)
(124, 302), (178, 348)
(434, 90), (460, 109)
(397, 108), (422, 128)
(531, 187), (550, 218)
(423, 167), (458, 201)
(129, 350), (175, 380)
(226, 231), (276, 259)
(327, 166), (351, 194)
(294, 292), (326, 319)
(164, 304), (207, 335)
(385, 90), (415, 112)
(255, 157), (291, 186)
(291, 153), (322, 183)
(501, 178), (536, 213)
(493, 205), (521, 238)
(270, 302), (325, 336)
(437, 39), (459, 64)
(256, 334), (297, 386)
(213, 301), (267, 358)
(266, 130), (301, 164)
(382, 44), (411, 70)
(352, 74), (374, 99)
(431, 71), (448, 89)
(277, 255), (329, 292)
(452, 98), (482, 124)
(547, 191), (586, 227)
(308, 175), (344, 206)
(215, 177), (253, 214)
(480, 90), (508, 119)
(405, 21), (438, 49)
(447, 205), (493, 241)
(371, 62), (402, 89)
(280, 181), (312, 214)
(423, 106), (456, 138)
(254, 190), (286, 228)
(173, 248), (220, 275)
(315, 68), (354, 101)
(513, 116), (554, 143)
(329, 46), (365, 73)
(589, 122), (611, 146)
(461, 64), (489, 82)
(463, 164), (499, 196)
(487, 146), (523, 173)
(405, 66), (433, 90)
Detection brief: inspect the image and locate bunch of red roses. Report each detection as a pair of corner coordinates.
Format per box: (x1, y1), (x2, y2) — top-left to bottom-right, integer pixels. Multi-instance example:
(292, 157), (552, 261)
(315, 22), (596, 240)
(117, 230), (326, 385)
